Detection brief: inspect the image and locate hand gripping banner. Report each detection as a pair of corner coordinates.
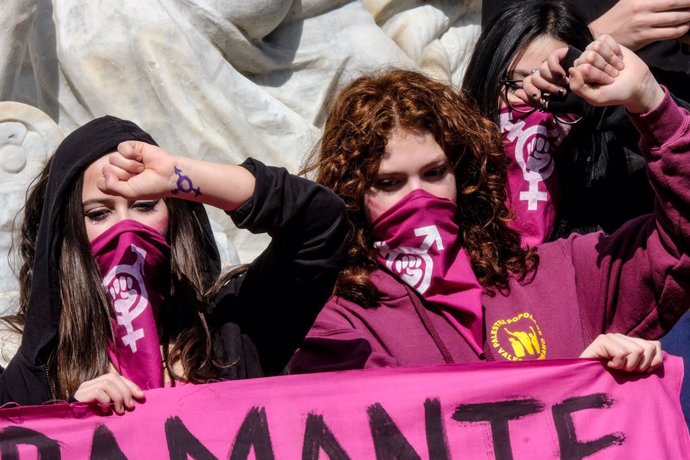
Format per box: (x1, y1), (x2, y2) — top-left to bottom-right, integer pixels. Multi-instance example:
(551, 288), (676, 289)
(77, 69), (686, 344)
(0, 356), (687, 459)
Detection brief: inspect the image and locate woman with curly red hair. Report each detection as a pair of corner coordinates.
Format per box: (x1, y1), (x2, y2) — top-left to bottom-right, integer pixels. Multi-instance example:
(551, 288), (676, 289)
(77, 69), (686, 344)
(289, 36), (689, 373)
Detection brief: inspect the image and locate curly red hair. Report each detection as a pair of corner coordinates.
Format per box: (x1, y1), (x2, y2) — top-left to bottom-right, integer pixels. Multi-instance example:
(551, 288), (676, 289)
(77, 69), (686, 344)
(304, 69), (537, 306)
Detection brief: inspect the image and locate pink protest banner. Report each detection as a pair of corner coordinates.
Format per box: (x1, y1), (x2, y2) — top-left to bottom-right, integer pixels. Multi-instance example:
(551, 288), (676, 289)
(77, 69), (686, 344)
(0, 356), (687, 459)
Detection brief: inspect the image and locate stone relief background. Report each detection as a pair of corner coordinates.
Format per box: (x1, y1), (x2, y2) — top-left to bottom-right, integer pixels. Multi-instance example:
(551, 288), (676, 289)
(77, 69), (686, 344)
(0, 0), (481, 315)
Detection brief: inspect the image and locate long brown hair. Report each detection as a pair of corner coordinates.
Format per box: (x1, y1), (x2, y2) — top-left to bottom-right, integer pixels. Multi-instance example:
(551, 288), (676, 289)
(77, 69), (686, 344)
(304, 69), (537, 307)
(10, 156), (225, 397)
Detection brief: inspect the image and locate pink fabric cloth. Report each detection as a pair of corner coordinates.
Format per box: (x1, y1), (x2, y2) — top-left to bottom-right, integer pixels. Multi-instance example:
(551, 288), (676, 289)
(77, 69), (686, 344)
(91, 220), (170, 390)
(371, 189), (483, 355)
(0, 357), (687, 458)
(499, 106), (572, 246)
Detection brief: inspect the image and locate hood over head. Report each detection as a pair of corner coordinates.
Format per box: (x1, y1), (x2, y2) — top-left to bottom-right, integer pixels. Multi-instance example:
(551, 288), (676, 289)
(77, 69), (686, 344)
(21, 116), (220, 365)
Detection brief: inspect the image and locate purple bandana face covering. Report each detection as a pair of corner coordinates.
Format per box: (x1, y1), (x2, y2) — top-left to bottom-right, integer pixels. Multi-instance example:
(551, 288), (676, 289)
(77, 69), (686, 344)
(371, 189), (484, 355)
(91, 219), (171, 390)
(499, 106), (572, 246)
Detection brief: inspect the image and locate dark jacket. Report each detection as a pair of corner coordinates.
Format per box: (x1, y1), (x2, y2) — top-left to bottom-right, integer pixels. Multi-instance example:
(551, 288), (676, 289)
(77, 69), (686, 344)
(208, 157), (350, 379)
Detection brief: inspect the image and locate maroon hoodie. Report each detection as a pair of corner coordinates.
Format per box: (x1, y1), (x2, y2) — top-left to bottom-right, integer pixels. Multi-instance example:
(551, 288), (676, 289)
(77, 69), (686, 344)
(290, 90), (690, 372)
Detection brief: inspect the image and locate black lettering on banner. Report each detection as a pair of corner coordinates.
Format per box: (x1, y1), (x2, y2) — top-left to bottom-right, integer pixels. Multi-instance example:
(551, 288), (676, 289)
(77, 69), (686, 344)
(302, 413), (351, 460)
(228, 406), (275, 460)
(367, 402), (421, 460)
(0, 426), (60, 459)
(552, 393), (625, 459)
(452, 398), (544, 460)
(90, 424), (127, 459)
(165, 416), (217, 460)
(424, 398), (450, 460)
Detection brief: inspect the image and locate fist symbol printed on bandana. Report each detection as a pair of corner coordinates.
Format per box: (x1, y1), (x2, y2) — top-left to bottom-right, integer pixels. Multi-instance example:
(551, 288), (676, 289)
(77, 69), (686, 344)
(392, 254), (427, 292)
(376, 225), (443, 295)
(525, 134), (553, 174)
(109, 275), (138, 309)
(102, 245), (150, 353)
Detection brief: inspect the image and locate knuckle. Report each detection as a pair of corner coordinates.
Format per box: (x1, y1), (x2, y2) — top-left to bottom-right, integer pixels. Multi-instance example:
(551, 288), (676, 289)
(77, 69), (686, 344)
(581, 64), (597, 76)
(582, 51), (596, 63)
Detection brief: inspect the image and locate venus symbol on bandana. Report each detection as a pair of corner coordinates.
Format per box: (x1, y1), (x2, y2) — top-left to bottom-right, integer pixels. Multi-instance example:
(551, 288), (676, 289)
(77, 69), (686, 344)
(102, 244), (150, 353)
(375, 225), (443, 294)
(499, 111), (569, 211)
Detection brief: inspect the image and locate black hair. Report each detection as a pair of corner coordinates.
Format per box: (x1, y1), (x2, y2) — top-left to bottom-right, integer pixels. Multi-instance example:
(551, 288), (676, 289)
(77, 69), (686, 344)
(463, 0), (593, 123)
(6, 116), (227, 398)
(462, 0), (632, 238)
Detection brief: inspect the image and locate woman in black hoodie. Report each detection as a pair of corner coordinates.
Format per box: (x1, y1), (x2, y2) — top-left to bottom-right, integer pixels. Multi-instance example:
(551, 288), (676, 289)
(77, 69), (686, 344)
(0, 116), (348, 412)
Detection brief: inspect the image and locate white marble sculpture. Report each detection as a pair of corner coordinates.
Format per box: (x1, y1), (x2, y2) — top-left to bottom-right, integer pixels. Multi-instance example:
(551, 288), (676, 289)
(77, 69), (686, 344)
(0, 102), (62, 316)
(0, 0), (481, 315)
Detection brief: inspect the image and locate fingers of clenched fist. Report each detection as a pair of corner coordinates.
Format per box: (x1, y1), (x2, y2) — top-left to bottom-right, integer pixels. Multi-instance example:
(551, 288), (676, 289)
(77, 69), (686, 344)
(520, 47), (570, 102)
(572, 35), (625, 86)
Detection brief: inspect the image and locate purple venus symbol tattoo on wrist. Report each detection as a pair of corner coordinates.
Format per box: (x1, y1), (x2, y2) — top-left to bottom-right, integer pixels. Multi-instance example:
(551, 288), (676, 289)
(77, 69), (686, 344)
(171, 167), (202, 197)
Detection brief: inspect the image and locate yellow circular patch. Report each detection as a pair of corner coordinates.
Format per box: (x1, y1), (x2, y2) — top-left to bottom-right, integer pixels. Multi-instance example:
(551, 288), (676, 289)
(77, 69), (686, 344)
(490, 312), (546, 361)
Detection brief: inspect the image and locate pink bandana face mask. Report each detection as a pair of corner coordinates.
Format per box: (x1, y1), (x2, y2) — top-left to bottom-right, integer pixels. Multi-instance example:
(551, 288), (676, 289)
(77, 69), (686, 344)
(498, 105), (573, 246)
(91, 219), (171, 390)
(370, 189), (484, 356)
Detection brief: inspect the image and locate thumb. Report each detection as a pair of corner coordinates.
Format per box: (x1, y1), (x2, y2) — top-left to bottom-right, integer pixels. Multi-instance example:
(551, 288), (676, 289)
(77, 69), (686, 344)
(99, 165), (136, 198)
(99, 166), (121, 192)
(121, 375), (145, 400)
(117, 140), (145, 161)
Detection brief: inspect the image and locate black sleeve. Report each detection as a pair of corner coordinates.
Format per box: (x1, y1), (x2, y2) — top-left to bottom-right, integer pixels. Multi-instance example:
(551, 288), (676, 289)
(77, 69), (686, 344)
(208, 158), (349, 376)
(0, 349), (52, 405)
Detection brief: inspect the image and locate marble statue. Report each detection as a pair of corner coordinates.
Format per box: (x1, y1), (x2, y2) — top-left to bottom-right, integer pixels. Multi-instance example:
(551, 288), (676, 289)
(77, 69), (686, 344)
(0, 0), (481, 315)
